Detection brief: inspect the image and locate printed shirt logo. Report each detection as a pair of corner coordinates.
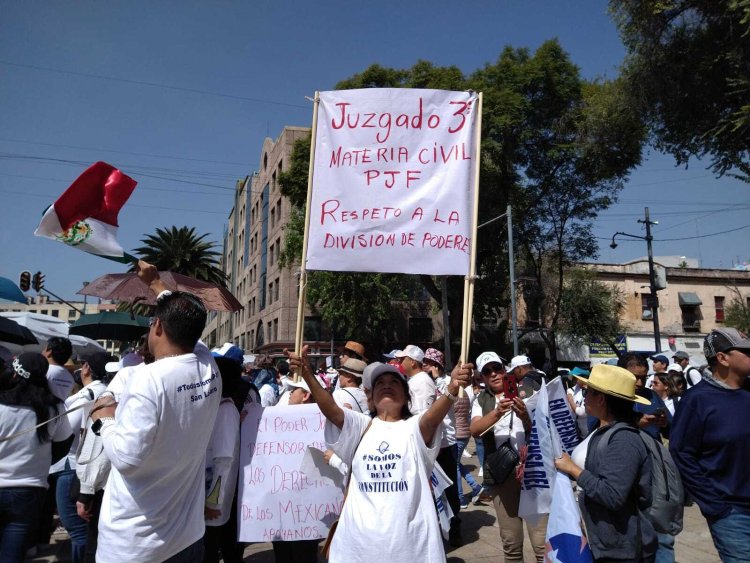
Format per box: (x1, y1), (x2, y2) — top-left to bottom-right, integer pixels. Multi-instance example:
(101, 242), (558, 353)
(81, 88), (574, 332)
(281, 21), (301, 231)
(377, 441), (390, 454)
(55, 220), (93, 246)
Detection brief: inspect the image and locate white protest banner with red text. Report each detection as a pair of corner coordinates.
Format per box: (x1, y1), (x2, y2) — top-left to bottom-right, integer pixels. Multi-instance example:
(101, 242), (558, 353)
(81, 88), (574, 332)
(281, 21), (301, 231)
(306, 88), (479, 275)
(237, 404), (344, 542)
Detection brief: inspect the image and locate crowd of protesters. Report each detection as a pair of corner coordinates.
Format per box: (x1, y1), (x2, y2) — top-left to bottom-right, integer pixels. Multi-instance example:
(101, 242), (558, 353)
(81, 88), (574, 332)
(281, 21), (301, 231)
(0, 261), (748, 562)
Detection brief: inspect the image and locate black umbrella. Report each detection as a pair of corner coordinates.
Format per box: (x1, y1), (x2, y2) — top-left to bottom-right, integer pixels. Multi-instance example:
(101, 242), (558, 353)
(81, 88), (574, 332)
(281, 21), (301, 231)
(0, 316), (38, 345)
(69, 312), (150, 342)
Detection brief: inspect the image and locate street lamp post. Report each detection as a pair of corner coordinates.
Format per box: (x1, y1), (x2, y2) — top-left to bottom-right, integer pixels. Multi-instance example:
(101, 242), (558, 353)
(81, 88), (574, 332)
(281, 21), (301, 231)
(610, 207), (661, 353)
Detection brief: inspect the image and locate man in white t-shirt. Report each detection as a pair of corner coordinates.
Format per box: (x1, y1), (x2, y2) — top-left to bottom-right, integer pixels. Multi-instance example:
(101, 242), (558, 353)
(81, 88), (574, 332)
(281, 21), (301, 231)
(43, 336), (75, 401)
(672, 351), (702, 388)
(397, 345), (435, 414)
(332, 358), (369, 413)
(91, 261), (221, 562)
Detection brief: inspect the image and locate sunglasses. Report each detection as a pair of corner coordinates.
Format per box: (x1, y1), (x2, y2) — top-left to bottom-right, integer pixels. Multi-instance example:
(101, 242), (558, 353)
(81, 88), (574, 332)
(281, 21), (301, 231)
(481, 364), (505, 377)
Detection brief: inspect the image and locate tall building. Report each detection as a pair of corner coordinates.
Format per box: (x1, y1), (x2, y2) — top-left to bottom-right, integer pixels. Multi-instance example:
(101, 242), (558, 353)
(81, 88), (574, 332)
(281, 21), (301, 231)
(203, 127), (316, 357)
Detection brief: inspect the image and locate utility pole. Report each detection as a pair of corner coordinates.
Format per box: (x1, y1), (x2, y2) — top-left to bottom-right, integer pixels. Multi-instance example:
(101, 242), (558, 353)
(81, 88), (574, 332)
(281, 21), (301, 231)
(610, 207), (662, 353)
(639, 207), (661, 352)
(507, 205), (519, 356)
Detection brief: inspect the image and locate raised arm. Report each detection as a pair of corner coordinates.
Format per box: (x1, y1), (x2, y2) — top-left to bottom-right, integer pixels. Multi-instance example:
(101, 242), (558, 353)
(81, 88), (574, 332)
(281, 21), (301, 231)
(136, 259), (171, 295)
(419, 362), (471, 445)
(286, 345), (345, 429)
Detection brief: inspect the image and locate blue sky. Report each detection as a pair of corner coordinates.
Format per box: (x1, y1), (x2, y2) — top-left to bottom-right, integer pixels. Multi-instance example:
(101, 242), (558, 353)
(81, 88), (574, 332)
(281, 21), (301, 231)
(1, 1), (749, 300)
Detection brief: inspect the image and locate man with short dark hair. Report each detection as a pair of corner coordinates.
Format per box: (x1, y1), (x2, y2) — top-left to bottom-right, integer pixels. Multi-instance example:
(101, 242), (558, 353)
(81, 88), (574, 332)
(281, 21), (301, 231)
(670, 328), (750, 562)
(43, 336), (74, 401)
(507, 355), (543, 397)
(672, 351), (702, 388)
(91, 261), (221, 562)
(618, 353), (670, 440)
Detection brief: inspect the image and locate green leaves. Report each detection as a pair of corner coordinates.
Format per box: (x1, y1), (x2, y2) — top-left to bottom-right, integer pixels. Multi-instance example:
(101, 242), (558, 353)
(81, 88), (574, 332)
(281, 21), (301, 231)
(130, 226), (228, 287)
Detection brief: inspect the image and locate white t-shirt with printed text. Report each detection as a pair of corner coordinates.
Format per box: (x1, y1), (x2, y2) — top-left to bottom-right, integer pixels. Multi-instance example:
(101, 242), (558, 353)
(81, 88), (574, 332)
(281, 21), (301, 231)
(327, 409), (444, 563)
(97, 344), (221, 563)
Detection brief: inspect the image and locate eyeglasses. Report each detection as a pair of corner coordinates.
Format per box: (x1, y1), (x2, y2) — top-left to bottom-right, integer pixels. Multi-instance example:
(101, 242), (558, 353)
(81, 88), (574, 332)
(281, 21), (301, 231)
(481, 364), (505, 377)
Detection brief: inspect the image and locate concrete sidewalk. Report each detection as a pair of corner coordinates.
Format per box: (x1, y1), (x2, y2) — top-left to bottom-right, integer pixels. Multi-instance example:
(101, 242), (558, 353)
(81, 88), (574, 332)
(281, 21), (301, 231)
(33, 451), (720, 562)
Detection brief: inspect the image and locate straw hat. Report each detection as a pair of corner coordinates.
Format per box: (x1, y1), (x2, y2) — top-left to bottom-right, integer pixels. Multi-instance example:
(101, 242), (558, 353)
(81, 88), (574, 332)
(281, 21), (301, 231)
(574, 364), (651, 405)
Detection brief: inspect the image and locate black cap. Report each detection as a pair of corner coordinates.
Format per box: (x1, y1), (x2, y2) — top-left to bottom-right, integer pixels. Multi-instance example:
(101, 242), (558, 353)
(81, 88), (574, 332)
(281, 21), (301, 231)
(84, 352), (115, 380)
(12, 352), (49, 380)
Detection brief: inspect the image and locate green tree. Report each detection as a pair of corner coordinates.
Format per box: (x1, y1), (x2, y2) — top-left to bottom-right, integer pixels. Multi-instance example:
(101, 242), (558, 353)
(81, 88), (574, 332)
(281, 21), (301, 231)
(130, 226), (227, 286)
(725, 286), (750, 333)
(558, 269), (626, 357)
(611, 0), (750, 180)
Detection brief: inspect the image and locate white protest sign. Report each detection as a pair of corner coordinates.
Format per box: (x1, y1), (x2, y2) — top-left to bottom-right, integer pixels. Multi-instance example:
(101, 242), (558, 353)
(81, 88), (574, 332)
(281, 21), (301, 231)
(307, 88), (479, 275)
(237, 404), (344, 542)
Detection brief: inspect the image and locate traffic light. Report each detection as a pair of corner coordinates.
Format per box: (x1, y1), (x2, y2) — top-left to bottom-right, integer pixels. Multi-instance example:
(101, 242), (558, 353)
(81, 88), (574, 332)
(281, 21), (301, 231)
(19, 271), (31, 292)
(32, 271), (45, 292)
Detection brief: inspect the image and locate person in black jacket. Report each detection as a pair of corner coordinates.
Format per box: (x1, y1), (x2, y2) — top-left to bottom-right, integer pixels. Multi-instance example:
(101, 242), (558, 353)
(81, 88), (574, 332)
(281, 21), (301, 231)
(555, 364), (656, 562)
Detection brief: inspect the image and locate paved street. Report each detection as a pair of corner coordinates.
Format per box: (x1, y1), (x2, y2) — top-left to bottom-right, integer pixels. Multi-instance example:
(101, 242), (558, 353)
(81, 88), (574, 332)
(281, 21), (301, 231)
(32, 451), (719, 562)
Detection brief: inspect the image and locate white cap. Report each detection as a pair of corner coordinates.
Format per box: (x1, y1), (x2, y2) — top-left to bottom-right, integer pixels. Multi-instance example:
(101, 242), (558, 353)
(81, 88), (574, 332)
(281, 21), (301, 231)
(666, 363), (683, 373)
(508, 355), (532, 373)
(395, 344), (424, 364)
(476, 351), (505, 373)
(105, 352), (144, 373)
(287, 375), (325, 394)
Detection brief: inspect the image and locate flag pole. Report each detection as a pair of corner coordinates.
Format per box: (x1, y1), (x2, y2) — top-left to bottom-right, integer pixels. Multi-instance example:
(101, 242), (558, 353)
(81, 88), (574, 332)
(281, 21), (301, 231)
(459, 92), (483, 397)
(293, 92), (321, 381)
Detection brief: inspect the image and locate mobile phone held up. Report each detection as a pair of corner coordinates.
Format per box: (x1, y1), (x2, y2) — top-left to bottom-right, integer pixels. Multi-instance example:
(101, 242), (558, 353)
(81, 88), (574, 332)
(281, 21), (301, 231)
(503, 375), (518, 400)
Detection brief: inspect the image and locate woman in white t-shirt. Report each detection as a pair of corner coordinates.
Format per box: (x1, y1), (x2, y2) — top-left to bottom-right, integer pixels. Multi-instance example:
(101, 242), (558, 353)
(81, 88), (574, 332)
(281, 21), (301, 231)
(0, 353), (73, 563)
(287, 346), (471, 563)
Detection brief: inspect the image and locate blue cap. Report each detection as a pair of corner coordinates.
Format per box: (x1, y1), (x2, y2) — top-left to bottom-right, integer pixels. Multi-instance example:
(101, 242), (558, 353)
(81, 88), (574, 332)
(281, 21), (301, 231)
(649, 354), (669, 365)
(212, 343), (245, 365)
(569, 367), (590, 378)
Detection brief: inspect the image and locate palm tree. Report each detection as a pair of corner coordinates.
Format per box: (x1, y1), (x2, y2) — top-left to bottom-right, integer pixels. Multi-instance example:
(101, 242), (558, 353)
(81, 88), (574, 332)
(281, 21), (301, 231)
(129, 226), (228, 287)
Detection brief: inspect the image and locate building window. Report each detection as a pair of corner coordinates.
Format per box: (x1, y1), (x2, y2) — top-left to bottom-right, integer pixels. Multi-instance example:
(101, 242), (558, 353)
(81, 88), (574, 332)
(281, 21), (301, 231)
(268, 281), (274, 304)
(274, 277), (280, 302)
(68, 310), (76, 319)
(715, 296), (725, 322)
(51, 310), (59, 317)
(408, 317), (433, 343)
(41, 309), (48, 316)
(272, 318), (278, 341)
(641, 294), (653, 320)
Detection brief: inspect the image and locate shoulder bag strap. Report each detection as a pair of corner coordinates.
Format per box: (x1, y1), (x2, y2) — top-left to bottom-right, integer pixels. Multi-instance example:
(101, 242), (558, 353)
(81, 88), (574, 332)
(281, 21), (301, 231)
(341, 388), (365, 413)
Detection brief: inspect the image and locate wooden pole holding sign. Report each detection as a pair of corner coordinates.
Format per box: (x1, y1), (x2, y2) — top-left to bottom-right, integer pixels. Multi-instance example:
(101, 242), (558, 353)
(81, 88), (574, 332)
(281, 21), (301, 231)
(458, 92), (483, 397)
(293, 92), (321, 381)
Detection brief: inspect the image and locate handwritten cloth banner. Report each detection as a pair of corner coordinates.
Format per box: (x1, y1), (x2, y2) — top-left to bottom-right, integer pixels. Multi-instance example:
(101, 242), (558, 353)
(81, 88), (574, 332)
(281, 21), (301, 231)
(237, 404), (344, 542)
(307, 88), (479, 275)
(519, 377), (582, 519)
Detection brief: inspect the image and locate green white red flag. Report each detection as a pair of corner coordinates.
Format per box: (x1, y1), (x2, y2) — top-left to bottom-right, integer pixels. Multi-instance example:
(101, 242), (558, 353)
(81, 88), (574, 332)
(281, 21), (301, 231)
(34, 161), (137, 262)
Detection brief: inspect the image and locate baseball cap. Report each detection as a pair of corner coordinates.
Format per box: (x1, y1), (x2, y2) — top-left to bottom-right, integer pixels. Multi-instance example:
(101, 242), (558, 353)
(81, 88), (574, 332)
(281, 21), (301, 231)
(649, 354), (669, 365)
(569, 366), (590, 378)
(672, 351), (690, 361)
(507, 355), (532, 373)
(370, 363), (407, 387)
(704, 328), (750, 359)
(666, 363), (683, 373)
(105, 351), (144, 374)
(12, 352), (49, 380)
(83, 352), (116, 380)
(362, 361), (382, 390)
(287, 375), (325, 394)
(423, 348), (445, 369)
(211, 343), (245, 365)
(383, 349), (401, 360)
(476, 351), (506, 374)
(395, 345), (425, 364)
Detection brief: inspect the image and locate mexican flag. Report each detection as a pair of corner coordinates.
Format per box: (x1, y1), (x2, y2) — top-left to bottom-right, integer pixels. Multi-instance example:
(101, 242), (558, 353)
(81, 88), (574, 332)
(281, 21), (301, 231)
(34, 161), (137, 263)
